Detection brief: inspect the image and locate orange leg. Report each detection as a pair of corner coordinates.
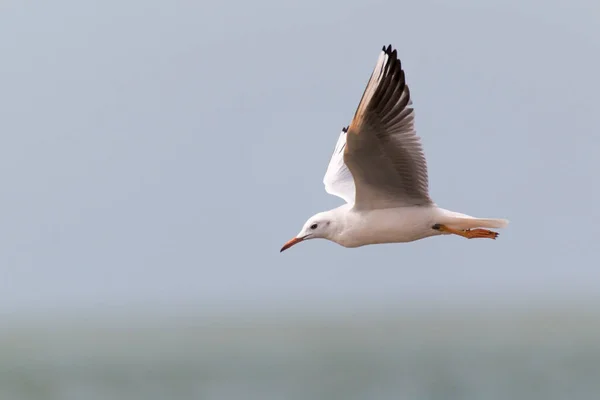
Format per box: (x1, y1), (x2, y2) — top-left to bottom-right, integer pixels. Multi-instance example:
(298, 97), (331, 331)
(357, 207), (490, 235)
(432, 224), (499, 240)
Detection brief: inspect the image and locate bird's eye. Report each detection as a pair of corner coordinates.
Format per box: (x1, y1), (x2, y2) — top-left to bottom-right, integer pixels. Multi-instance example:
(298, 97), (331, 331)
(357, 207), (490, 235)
(310, 224), (318, 230)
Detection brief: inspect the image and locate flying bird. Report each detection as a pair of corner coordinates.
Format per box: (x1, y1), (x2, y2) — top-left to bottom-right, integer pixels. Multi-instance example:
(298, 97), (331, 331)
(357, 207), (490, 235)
(281, 45), (508, 252)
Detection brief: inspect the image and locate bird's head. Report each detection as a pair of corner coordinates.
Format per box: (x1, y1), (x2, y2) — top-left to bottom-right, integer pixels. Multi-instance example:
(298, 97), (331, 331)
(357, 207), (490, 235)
(280, 211), (337, 252)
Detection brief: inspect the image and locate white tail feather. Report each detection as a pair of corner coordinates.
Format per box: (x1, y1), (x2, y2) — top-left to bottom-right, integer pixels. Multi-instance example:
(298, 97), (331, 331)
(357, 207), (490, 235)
(439, 209), (509, 230)
(449, 217), (509, 230)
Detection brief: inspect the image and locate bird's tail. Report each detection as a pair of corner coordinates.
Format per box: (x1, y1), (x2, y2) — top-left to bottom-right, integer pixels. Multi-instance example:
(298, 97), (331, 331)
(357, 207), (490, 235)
(440, 210), (509, 230)
(452, 217), (509, 229)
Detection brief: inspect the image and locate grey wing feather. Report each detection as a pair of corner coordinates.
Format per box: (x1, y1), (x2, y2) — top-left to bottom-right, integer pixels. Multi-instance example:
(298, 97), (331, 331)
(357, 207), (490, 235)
(344, 45), (432, 209)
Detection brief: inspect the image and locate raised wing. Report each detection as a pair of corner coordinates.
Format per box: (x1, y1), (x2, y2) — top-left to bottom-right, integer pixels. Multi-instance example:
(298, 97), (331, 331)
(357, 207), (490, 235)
(344, 45), (432, 209)
(323, 127), (355, 204)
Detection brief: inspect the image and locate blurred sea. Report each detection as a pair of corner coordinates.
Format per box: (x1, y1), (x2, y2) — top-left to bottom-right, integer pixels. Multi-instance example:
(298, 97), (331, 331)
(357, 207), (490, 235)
(1, 310), (599, 400)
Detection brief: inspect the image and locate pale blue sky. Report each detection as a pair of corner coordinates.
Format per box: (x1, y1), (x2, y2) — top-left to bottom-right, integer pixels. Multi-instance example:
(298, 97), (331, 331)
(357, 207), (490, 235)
(0, 0), (599, 316)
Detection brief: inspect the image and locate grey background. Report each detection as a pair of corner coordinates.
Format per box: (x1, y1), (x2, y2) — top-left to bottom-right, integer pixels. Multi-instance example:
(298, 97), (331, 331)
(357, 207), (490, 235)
(0, 0), (599, 317)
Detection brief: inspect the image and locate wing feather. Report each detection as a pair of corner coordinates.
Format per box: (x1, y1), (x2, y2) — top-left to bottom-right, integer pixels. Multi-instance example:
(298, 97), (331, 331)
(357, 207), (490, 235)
(323, 127), (355, 204)
(344, 45), (432, 209)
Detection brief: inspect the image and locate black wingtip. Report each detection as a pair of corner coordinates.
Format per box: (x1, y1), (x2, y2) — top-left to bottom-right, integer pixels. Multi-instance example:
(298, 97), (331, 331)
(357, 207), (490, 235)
(380, 45), (402, 72)
(342, 126), (348, 133)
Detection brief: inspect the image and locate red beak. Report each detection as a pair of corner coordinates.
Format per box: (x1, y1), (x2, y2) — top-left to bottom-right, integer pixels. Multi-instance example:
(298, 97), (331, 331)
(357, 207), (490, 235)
(280, 237), (305, 252)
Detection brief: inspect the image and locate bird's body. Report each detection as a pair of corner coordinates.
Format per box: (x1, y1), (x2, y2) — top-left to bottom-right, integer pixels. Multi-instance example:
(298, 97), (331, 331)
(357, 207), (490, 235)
(281, 45), (508, 252)
(310, 205), (507, 248)
(321, 205), (440, 248)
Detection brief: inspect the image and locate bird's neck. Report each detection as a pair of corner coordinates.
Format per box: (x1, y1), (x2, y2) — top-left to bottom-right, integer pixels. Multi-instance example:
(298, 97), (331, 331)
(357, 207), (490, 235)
(324, 205), (359, 247)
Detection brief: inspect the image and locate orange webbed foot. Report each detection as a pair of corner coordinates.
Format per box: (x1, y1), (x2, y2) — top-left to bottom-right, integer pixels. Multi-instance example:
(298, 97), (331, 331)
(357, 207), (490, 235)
(432, 224), (499, 240)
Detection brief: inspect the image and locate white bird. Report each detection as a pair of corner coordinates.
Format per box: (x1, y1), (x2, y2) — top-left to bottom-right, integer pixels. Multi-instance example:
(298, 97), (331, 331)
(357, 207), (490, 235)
(281, 45), (508, 252)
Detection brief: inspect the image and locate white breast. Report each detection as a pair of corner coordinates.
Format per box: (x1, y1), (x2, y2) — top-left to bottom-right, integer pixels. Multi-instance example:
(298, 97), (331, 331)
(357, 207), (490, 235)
(334, 206), (443, 248)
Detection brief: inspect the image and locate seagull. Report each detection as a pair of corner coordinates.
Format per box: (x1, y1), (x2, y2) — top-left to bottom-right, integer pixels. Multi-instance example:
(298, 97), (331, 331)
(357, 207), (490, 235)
(281, 45), (508, 252)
